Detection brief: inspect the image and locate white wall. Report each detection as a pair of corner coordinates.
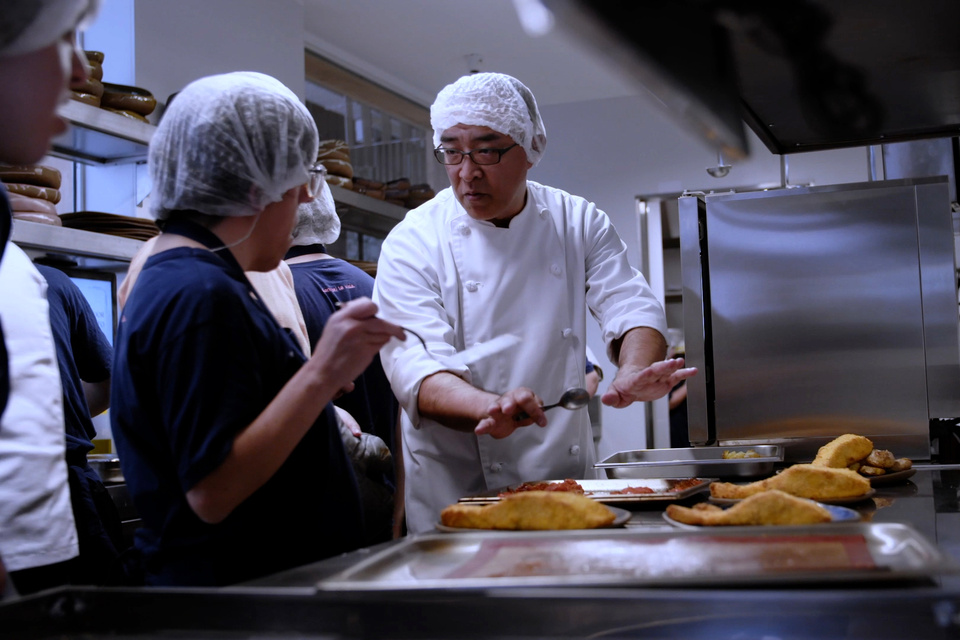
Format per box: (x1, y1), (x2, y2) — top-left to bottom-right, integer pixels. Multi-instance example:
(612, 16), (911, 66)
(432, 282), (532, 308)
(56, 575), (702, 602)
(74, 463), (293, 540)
(133, 0), (307, 108)
(535, 94), (871, 459)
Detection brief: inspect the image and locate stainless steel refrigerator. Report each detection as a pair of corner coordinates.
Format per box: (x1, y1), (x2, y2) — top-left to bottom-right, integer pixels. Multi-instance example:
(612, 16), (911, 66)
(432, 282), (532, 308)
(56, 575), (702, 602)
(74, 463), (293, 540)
(679, 177), (960, 461)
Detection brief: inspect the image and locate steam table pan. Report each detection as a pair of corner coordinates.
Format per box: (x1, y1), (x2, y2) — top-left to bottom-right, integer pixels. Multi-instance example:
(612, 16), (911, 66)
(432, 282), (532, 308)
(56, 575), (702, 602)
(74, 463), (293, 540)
(596, 445), (783, 479)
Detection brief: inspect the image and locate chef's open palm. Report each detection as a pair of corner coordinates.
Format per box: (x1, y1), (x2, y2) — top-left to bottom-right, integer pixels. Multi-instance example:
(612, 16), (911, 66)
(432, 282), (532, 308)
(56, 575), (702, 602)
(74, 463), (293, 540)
(601, 358), (697, 408)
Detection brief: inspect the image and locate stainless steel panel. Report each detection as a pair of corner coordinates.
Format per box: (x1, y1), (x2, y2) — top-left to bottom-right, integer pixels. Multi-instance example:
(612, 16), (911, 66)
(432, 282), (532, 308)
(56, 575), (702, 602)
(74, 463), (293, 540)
(678, 195), (710, 444)
(916, 180), (960, 418)
(596, 445), (782, 478)
(697, 179), (953, 461)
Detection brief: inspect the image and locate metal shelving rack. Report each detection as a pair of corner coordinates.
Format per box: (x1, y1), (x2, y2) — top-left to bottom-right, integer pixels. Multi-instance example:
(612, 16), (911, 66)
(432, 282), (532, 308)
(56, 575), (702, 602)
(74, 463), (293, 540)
(13, 102), (409, 264)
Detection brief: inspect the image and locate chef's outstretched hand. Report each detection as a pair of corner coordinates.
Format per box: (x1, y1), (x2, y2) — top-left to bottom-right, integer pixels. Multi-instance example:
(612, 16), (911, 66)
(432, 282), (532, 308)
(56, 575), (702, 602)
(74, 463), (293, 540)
(475, 387), (546, 439)
(601, 358), (697, 408)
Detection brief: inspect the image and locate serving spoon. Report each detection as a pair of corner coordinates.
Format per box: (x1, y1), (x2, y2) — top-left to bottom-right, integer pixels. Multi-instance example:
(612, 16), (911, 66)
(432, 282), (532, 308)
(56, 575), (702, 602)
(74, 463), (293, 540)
(514, 387), (591, 421)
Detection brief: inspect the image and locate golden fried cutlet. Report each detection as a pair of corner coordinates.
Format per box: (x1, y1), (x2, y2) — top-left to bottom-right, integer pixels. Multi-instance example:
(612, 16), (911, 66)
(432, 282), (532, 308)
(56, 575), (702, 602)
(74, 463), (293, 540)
(811, 434), (874, 468)
(666, 490), (833, 526)
(440, 491), (616, 530)
(710, 464), (871, 500)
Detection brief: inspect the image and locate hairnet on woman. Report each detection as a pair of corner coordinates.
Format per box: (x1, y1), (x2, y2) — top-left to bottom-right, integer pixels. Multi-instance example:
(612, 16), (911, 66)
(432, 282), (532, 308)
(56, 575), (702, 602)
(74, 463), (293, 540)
(110, 71), (405, 587)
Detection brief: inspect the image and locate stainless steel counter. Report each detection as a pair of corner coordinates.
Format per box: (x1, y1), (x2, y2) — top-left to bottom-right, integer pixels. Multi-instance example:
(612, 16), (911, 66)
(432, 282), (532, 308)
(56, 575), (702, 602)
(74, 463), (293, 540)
(5, 469), (960, 639)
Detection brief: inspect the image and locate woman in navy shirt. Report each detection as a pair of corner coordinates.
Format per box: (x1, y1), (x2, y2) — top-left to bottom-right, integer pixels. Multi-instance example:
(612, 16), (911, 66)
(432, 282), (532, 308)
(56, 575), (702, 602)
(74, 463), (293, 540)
(110, 72), (404, 586)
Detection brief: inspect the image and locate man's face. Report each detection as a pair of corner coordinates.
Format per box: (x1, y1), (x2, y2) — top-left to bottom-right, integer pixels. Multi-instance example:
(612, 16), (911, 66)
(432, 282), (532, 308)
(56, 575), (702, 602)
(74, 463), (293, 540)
(0, 31), (87, 164)
(439, 124), (532, 225)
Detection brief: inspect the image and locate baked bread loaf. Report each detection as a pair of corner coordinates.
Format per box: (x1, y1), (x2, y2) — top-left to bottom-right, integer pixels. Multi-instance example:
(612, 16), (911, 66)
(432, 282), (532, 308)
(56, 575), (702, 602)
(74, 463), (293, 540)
(7, 192), (58, 215)
(667, 490), (833, 526)
(4, 182), (60, 204)
(101, 83), (157, 117)
(12, 211), (61, 226)
(77, 76), (104, 98)
(325, 174), (353, 190)
(102, 107), (150, 123)
(317, 139), (350, 163)
(71, 91), (100, 107)
(353, 176), (384, 190)
(87, 58), (103, 81)
(440, 490), (616, 530)
(0, 164), (62, 189)
(710, 463), (871, 501)
(386, 177), (411, 190)
(811, 434), (874, 468)
(322, 158), (353, 179)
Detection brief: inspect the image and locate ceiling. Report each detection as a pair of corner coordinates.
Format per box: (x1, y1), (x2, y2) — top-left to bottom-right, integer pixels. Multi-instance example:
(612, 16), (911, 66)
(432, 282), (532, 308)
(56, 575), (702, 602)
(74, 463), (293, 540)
(301, 0), (960, 157)
(300, 0), (644, 109)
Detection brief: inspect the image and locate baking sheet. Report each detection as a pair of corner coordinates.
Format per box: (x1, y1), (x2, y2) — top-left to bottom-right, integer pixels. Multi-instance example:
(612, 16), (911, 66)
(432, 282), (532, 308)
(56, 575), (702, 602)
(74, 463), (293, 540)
(458, 478), (712, 505)
(596, 446), (783, 479)
(661, 503), (861, 530)
(435, 506), (632, 533)
(318, 523), (953, 590)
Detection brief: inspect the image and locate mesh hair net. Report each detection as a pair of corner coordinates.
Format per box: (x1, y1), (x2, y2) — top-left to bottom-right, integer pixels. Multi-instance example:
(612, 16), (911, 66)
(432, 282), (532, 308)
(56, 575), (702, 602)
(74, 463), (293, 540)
(0, 0), (101, 57)
(431, 72), (547, 166)
(290, 179), (341, 246)
(149, 71), (319, 220)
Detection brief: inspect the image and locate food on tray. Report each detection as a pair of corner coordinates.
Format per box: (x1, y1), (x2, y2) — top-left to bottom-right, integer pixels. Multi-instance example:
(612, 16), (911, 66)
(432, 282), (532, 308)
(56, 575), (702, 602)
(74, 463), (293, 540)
(441, 491), (616, 530)
(722, 449), (762, 459)
(667, 490), (833, 526)
(811, 434), (875, 468)
(812, 434), (913, 479)
(710, 464), (871, 501)
(499, 478), (584, 496)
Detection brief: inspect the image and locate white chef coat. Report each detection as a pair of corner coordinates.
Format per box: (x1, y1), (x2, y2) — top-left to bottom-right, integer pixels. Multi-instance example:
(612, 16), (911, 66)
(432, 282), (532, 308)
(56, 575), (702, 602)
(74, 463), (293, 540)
(0, 244), (78, 571)
(373, 181), (667, 533)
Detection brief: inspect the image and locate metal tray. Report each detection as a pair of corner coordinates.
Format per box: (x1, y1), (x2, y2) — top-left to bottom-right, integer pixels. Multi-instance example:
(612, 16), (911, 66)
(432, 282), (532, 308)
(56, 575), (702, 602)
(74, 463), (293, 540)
(458, 478), (712, 505)
(318, 523), (954, 591)
(596, 445), (783, 479)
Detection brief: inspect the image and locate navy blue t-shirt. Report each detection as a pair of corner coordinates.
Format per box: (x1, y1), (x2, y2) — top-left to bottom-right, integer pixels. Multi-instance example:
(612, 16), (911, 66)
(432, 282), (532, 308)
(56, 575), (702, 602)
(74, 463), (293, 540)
(287, 258), (399, 458)
(36, 265), (112, 462)
(111, 247), (363, 586)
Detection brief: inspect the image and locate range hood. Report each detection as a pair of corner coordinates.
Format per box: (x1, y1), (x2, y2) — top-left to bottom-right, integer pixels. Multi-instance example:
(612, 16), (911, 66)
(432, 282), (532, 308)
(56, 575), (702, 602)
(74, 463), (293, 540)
(542, 0), (960, 156)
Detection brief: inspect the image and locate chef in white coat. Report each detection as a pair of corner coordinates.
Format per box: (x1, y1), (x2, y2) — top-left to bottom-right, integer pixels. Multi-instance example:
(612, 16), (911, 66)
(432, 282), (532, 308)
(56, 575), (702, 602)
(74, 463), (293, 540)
(373, 72), (696, 533)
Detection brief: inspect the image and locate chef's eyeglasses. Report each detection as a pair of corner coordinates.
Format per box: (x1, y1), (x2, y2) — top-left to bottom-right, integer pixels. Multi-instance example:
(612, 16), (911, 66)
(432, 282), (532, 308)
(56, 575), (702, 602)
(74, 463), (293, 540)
(306, 163), (327, 198)
(433, 143), (519, 166)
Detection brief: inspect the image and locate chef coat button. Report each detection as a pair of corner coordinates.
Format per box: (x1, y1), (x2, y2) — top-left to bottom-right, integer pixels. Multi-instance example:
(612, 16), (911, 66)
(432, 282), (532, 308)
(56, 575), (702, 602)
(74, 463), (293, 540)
(466, 281), (479, 292)
(550, 264), (562, 276)
(569, 445), (580, 455)
(491, 462), (503, 472)
(561, 328), (573, 338)
(457, 224), (470, 236)
(539, 209), (548, 218)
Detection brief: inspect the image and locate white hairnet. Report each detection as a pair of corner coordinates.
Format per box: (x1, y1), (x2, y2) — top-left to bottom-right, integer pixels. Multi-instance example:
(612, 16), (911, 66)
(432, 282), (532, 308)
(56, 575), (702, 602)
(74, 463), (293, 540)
(431, 72), (547, 166)
(290, 179), (341, 246)
(0, 0), (101, 57)
(149, 71), (319, 220)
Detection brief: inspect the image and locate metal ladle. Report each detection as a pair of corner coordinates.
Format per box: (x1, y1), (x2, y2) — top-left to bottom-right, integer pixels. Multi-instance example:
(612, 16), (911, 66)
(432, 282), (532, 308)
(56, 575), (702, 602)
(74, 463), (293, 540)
(514, 387), (591, 421)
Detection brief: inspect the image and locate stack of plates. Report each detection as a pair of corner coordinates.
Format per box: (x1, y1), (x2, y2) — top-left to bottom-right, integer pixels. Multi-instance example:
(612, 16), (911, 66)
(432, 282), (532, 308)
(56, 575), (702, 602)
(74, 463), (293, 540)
(60, 211), (159, 241)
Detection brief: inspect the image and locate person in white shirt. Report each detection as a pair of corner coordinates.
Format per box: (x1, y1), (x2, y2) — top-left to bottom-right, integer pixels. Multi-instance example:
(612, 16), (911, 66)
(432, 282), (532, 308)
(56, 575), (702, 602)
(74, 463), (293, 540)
(0, 0), (102, 596)
(372, 72), (696, 533)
